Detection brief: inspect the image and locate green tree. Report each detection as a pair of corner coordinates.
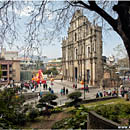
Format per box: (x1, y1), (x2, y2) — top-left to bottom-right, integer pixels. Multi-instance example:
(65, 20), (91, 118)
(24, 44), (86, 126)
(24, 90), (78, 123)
(68, 91), (82, 101)
(67, 91), (82, 107)
(0, 88), (26, 128)
(37, 93), (58, 114)
(28, 109), (39, 121)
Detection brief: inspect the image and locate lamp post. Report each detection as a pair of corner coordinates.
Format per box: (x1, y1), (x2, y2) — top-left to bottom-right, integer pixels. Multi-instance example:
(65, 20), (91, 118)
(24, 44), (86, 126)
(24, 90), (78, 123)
(115, 72), (120, 96)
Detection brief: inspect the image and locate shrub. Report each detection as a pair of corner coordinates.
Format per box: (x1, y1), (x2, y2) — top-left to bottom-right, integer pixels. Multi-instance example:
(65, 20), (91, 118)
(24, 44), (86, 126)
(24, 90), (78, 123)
(28, 109), (39, 121)
(68, 91), (82, 101)
(52, 105), (88, 129)
(39, 93), (58, 103)
(50, 107), (63, 113)
(94, 103), (130, 125)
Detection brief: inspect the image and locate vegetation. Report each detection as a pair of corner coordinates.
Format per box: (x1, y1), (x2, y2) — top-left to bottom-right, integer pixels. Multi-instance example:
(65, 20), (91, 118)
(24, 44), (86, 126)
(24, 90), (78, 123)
(68, 91), (82, 101)
(37, 93), (58, 114)
(52, 105), (88, 129)
(28, 108), (39, 121)
(67, 91), (82, 107)
(94, 104), (130, 125)
(0, 88), (26, 128)
(50, 107), (63, 113)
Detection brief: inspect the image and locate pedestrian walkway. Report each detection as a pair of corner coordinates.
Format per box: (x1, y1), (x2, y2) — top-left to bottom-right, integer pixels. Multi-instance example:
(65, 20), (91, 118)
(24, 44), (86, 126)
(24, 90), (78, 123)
(54, 80), (98, 90)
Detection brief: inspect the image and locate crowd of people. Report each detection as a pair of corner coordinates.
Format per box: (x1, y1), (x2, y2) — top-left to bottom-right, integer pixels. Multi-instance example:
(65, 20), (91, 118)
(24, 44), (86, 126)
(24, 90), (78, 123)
(96, 88), (118, 98)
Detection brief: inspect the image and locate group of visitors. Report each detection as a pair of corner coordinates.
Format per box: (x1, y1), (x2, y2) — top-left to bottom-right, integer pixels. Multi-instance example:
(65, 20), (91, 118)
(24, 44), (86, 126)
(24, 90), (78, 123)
(43, 83), (48, 90)
(20, 80), (49, 93)
(60, 87), (69, 96)
(73, 84), (77, 89)
(49, 87), (54, 94)
(96, 88), (118, 98)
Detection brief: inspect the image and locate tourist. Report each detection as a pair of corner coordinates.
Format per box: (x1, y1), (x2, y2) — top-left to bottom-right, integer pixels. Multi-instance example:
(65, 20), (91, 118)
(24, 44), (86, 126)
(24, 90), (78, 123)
(96, 92), (99, 98)
(39, 91), (43, 98)
(103, 90), (107, 97)
(108, 89), (111, 96)
(100, 91), (103, 97)
(66, 89), (69, 95)
(43, 83), (46, 90)
(63, 87), (65, 95)
(85, 85), (89, 93)
(60, 89), (63, 96)
(49, 87), (51, 92)
(61, 77), (63, 82)
(45, 83), (48, 90)
(51, 89), (54, 94)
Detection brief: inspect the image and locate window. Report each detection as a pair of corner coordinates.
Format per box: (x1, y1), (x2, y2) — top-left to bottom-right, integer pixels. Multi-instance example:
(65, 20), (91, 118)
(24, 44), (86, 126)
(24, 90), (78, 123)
(75, 33), (77, 41)
(88, 47), (90, 57)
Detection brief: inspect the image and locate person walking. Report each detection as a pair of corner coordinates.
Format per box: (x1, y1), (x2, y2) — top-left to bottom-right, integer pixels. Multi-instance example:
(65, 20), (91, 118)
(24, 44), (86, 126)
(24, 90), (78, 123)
(66, 89), (69, 95)
(45, 83), (48, 90)
(63, 87), (65, 95)
(85, 85), (89, 93)
(60, 89), (63, 96)
(49, 87), (51, 92)
(43, 83), (46, 90)
(75, 84), (77, 90)
(51, 89), (54, 94)
(108, 89), (111, 96)
(39, 91), (43, 98)
(73, 84), (75, 89)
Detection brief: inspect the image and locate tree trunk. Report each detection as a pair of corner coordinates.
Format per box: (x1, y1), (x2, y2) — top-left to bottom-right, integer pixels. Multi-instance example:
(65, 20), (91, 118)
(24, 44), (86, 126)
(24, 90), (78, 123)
(113, 1), (130, 62)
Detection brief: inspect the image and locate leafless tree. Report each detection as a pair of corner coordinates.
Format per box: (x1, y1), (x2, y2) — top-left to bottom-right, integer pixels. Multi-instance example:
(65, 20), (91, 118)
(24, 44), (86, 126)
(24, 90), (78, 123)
(0, 0), (130, 66)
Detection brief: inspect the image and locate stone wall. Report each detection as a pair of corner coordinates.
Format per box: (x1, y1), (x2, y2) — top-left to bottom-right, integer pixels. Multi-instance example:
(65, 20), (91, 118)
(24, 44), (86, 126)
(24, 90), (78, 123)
(87, 111), (120, 129)
(81, 96), (118, 104)
(103, 78), (122, 88)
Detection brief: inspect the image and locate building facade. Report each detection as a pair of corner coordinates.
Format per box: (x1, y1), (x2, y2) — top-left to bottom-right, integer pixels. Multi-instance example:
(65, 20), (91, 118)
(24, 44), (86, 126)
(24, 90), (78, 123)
(0, 60), (20, 85)
(62, 10), (103, 86)
(47, 59), (62, 74)
(0, 48), (18, 60)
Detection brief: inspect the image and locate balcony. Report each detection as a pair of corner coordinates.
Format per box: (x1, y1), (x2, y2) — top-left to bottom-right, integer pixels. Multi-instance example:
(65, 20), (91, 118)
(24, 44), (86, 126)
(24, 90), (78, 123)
(1, 67), (7, 71)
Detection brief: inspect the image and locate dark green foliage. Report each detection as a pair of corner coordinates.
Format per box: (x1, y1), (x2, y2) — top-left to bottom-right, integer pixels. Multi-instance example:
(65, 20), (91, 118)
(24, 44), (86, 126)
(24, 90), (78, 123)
(52, 105), (88, 129)
(50, 107), (63, 113)
(28, 109), (39, 121)
(39, 93), (58, 103)
(68, 91), (82, 101)
(50, 101), (57, 106)
(94, 104), (130, 124)
(67, 92), (82, 107)
(38, 93), (58, 115)
(0, 88), (27, 128)
(65, 99), (82, 107)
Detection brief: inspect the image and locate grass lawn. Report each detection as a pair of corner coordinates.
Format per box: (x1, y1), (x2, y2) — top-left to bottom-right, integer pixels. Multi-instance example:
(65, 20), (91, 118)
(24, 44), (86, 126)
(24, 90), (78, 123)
(84, 98), (130, 107)
(65, 98), (130, 112)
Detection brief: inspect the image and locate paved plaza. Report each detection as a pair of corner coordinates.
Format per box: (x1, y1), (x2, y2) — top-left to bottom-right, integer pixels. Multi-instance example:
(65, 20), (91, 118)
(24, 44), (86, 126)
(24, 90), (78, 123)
(0, 80), (120, 106)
